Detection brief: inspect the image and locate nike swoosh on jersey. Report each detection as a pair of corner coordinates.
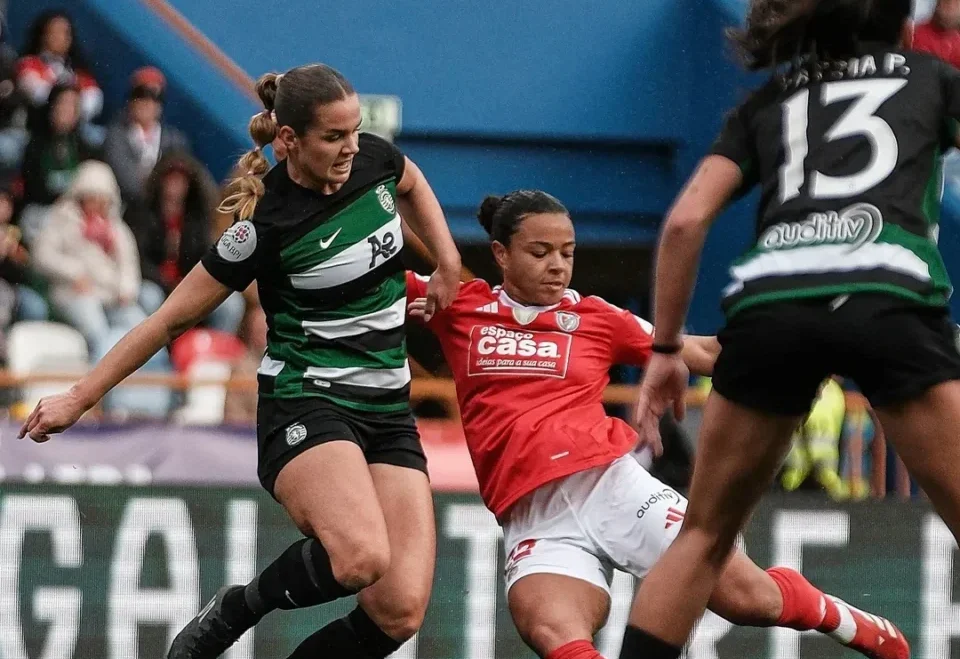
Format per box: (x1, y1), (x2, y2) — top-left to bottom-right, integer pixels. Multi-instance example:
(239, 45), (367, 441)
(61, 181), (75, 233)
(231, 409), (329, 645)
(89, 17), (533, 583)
(319, 227), (343, 249)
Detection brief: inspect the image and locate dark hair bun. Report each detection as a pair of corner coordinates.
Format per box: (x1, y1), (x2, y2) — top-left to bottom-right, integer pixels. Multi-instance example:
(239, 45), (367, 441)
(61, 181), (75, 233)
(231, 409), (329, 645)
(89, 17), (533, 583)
(256, 72), (279, 112)
(477, 195), (503, 236)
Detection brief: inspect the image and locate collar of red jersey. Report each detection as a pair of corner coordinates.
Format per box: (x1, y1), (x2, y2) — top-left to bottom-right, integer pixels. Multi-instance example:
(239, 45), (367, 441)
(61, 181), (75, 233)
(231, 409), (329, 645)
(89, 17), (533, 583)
(495, 286), (569, 312)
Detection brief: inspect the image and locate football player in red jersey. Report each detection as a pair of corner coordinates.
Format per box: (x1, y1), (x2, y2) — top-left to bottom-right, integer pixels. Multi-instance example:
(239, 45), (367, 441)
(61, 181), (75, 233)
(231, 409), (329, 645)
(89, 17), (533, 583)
(407, 190), (907, 659)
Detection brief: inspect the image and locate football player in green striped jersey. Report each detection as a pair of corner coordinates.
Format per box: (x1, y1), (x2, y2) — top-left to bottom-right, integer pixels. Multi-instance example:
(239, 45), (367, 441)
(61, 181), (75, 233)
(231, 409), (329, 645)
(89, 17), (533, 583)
(20, 63), (461, 659)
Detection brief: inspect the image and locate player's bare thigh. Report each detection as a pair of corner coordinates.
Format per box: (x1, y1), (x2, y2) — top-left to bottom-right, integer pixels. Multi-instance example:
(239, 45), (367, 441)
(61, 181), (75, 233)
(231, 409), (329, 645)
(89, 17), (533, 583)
(357, 463), (436, 641)
(508, 573), (610, 658)
(873, 380), (960, 536)
(274, 441), (391, 590)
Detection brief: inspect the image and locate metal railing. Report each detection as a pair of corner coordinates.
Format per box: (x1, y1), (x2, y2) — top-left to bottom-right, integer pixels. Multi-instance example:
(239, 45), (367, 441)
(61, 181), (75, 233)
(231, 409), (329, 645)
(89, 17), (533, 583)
(1, 369), (705, 408)
(4, 370), (910, 499)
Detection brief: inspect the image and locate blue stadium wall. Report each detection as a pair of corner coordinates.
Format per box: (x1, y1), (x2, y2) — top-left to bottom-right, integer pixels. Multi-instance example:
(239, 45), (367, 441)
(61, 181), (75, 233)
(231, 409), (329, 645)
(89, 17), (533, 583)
(10, 0), (958, 332)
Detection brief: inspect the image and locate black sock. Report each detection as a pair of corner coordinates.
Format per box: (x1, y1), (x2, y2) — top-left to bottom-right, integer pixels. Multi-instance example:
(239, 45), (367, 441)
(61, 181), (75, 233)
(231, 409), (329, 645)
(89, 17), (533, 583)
(220, 587), (260, 631)
(221, 538), (355, 628)
(619, 625), (682, 659)
(286, 606), (403, 659)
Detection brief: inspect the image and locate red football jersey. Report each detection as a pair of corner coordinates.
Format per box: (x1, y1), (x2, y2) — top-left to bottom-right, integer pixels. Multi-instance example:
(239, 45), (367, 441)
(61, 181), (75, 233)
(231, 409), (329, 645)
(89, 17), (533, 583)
(407, 272), (655, 518)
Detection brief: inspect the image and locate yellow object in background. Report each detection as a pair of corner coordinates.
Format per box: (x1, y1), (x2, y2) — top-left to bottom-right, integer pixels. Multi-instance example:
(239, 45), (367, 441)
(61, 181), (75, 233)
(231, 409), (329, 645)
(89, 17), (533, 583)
(693, 375), (713, 397)
(9, 401), (30, 422)
(781, 379), (847, 499)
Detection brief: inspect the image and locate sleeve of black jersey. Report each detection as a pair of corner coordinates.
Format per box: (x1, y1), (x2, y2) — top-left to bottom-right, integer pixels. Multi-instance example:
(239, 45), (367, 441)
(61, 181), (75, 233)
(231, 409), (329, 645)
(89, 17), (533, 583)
(939, 58), (960, 119)
(200, 219), (263, 292)
(709, 103), (759, 194)
(391, 140), (406, 182)
(360, 132), (406, 182)
(940, 118), (960, 152)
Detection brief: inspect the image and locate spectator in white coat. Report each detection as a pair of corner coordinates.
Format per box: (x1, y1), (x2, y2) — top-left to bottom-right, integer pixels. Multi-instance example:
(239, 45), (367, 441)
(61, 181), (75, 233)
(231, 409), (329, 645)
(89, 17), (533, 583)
(34, 160), (144, 350)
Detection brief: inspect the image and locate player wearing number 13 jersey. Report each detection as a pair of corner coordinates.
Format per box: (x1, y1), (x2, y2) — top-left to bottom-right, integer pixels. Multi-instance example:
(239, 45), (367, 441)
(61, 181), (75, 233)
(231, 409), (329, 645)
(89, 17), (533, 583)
(718, 32), (955, 317)
(622, 2), (955, 658)
(408, 190), (907, 659)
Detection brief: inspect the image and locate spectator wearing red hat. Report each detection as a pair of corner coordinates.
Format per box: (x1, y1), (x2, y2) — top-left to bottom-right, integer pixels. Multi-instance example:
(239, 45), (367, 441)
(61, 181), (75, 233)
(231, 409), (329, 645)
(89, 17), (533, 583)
(103, 66), (189, 204)
(914, 0), (960, 68)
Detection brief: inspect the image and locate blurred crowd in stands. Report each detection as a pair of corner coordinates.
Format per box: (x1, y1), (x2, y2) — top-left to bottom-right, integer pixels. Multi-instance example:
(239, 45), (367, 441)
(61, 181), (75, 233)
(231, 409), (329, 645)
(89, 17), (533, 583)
(917, 0), (960, 226)
(0, 10), (265, 423)
(0, 7), (956, 501)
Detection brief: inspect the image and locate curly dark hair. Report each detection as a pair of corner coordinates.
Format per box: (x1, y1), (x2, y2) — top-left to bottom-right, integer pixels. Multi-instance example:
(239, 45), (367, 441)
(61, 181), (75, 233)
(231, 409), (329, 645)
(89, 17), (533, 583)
(728, 0), (913, 71)
(145, 150), (220, 221)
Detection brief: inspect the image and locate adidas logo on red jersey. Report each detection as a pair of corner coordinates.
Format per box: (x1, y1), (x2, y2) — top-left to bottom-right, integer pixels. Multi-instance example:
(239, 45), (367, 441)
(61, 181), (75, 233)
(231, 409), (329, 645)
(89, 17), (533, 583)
(476, 302), (499, 313)
(665, 507), (685, 530)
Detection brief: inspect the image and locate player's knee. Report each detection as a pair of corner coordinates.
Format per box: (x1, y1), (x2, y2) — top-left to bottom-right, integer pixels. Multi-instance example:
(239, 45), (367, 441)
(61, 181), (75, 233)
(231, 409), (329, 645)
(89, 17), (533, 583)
(384, 609), (425, 643)
(519, 619), (578, 657)
(330, 543), (391, 591)
(368, 596), (428, 642)
(293, 508), (391, 591)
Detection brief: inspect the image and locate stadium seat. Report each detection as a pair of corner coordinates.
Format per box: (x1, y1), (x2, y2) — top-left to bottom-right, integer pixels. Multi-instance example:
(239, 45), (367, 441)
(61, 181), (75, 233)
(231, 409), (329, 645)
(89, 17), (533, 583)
(170, 328), (247, 373)
(7, 321), (89, 413)
(171, 329), (247, 425)
(174, 360), (233, 425)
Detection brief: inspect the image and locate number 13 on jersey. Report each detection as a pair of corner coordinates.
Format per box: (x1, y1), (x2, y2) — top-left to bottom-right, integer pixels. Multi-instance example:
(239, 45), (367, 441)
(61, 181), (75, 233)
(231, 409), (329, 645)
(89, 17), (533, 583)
(779, 78), (908, 203)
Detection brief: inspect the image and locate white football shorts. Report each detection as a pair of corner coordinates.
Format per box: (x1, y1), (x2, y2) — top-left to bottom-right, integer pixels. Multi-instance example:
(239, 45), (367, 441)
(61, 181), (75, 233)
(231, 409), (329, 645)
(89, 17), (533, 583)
(502, 453), (688, 594)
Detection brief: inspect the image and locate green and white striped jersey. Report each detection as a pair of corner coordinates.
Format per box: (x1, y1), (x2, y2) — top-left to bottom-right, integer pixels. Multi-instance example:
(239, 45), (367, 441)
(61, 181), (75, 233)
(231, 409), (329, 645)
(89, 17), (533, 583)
(711, 48), (958, 318)
(202, 133), (411, 412)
